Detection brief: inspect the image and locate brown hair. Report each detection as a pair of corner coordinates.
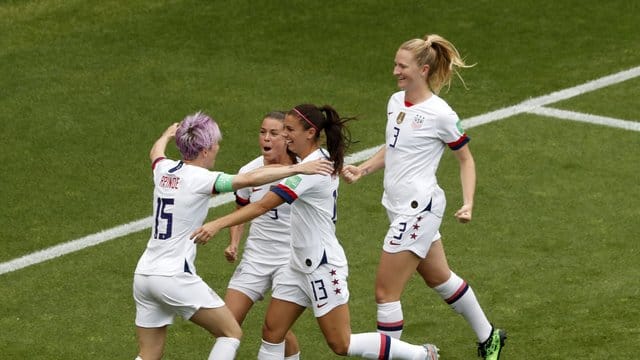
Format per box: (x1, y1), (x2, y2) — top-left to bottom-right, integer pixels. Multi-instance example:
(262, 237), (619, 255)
(288, 104), (354, 175)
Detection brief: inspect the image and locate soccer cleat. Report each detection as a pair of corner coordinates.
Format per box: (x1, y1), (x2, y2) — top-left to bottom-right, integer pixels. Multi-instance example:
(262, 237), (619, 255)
(422, 343), (440, 360)
(477, 327), (507, 360)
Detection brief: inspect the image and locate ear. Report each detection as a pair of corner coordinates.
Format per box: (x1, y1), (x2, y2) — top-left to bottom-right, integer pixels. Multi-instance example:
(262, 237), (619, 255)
(421, 64), (430, 77)
(307, 127), (317, 140)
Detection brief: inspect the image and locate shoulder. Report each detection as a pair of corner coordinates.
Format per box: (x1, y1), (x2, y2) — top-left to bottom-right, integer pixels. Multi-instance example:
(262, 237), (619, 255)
(388, 91), (405, 105)
(239, 156), (265, 174)
(152, 157), (176, 172)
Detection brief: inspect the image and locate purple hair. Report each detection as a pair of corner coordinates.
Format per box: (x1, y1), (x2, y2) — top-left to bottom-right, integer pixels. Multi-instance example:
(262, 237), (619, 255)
(175, 111), (222, 160)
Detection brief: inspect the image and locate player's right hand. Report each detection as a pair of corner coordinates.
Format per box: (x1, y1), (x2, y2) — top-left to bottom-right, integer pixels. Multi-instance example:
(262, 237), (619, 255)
(224, 245), (238, 262)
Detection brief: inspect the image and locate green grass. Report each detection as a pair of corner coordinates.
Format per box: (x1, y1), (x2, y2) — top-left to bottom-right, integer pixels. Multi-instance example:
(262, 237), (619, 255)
(1, 0), (639, 359)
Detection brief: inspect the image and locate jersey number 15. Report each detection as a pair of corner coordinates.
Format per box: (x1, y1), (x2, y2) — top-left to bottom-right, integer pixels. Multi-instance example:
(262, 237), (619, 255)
(154, 197), (174, 240)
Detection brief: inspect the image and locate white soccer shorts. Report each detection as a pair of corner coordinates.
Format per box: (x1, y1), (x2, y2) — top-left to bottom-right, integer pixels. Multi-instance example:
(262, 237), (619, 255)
(133, 272), (225, 327)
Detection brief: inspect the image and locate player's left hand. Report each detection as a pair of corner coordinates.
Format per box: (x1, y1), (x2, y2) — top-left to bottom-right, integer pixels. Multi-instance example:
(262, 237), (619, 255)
(191, 222), (220, 245)
(297, 159), (334, 175)
(454, 204), (473, 223)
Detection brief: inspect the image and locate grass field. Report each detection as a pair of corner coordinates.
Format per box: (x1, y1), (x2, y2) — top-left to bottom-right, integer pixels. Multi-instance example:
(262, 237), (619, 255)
(1, 0), (639, 359)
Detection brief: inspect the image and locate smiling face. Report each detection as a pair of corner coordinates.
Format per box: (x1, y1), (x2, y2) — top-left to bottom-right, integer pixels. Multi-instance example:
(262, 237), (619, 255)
(282, 114), (316, 159)
(259, 117), (287, 165)
(393, 48), (429, 93)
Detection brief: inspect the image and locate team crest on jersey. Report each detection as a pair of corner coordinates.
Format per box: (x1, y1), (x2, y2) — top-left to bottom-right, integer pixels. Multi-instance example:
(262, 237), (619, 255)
(285, 175), (302, 189)
(396, 112), (406, 124)
(411, 114), (425, 129)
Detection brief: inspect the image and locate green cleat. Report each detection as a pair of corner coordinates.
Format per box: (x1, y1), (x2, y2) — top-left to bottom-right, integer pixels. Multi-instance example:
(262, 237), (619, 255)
(477, 327), (506, 359)
(422, 343), (440, 360)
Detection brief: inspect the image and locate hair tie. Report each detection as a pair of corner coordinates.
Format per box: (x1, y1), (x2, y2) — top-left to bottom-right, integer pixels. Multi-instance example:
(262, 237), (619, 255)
(293, 108), (319, 131)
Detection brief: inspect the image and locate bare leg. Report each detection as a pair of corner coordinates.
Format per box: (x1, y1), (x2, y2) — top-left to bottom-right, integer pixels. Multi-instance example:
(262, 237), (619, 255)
(136, 326), (167, 360)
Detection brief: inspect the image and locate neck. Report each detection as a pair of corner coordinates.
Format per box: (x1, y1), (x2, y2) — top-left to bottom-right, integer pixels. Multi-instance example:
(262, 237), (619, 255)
(184, 157), (210, 169)
(297, 144), (319, 161)
(264, 153), (293, 166)
(404, 87), (432, 105)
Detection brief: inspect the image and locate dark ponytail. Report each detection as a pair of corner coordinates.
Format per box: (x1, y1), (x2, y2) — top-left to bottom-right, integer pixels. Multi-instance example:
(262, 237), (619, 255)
(289, 104), (355, 175)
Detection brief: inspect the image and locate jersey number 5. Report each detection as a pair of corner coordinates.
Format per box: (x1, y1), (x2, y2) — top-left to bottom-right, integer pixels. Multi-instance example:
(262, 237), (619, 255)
(154, 197), (174, 240)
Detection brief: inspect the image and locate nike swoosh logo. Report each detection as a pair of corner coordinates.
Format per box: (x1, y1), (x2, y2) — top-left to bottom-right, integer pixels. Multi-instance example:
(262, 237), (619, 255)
(252, 187), (262, 192)
(389, 241), (401, 245)
(388, 112), (393, 115)
(316, 302), (328, 308)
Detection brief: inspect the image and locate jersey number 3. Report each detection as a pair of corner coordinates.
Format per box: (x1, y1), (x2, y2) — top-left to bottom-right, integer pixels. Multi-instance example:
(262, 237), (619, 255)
(154, 197), (174, 240)
(389, 126), (400, 148)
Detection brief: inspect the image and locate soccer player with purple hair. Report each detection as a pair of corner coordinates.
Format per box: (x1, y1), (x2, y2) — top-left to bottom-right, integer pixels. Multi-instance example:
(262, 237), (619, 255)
(132, 111), (333, 360)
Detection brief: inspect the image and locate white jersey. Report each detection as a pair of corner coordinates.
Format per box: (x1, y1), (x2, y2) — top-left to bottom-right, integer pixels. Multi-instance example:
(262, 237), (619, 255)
(135, 158), (220, 276)
(271, 149), (347, 274)
(235, 156), (292, 265)
(382, 91), (469, 216)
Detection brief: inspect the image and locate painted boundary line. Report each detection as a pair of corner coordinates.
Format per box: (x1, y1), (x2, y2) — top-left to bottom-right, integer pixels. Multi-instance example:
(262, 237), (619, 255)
(2, 65), (639, 276)
(528, 107), (640, 132)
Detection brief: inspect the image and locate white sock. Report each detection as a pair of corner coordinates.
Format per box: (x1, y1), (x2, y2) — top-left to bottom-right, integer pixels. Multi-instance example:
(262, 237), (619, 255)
(347, 333), (428, 359)
(434, 272), (492, 342)
(284, 352), (300, 360)
(209, 337), (240, 360)
(258, 339), (285, 360)
(377, 301), (404, 339)
(135, 357), (143, 360)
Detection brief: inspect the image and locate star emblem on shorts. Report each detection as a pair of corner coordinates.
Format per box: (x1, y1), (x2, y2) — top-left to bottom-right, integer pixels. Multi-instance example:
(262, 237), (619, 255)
(417, 216), (423, 222)
(330, 269), (337, 276)
(332, 278), (340, 285)
(410, 233), (417, 239)
(412, 223), (420, 230)
(334, 288), (342, 295)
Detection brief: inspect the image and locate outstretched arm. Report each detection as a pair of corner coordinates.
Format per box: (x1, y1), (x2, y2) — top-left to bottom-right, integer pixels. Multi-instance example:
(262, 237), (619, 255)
(452, 144), (476, 223)
(149, 123), (179, 162)
(230, 159), (333, 190)
(192, 192), (285, 245)
(341, 146), (386, 184)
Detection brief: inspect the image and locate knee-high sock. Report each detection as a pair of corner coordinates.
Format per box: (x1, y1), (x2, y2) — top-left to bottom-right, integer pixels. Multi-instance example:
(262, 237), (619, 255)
(377, 301), (404, 339)
(258, 339), (285, 360)
(348, 333), (428, 359)
(284, 352), (300, 360)
(209, 337), (240, 360)
(433, 272), (492, 342)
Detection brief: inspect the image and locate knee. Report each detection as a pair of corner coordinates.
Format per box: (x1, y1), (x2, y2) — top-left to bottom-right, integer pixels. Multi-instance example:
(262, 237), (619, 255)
(223, 323), (243, 340)
(327, 336), (350, 356)
(422, 268), (452, 288)
(261, 322), (283, 343)
(375, 286), (398, 304)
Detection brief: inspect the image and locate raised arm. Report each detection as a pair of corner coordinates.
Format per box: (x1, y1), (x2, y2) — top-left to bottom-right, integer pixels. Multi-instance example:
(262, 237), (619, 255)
(341, 146), (386, 184)
(192, 192), (285, 245)
(149, 123), (179, 162)
(452, 144), (476, 223)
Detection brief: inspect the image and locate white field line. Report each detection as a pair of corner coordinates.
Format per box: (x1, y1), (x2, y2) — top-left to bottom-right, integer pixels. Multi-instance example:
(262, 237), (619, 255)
(528, 107), (640, 132)
(1, 65), (639, 276)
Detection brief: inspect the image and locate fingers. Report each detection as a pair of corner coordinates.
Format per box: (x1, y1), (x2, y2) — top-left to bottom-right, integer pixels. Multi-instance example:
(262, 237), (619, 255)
(340, 166), (360, 184)
(301, 159), (334, 175)
(224, 247), (237, 262)
(190, 228), (210, 244)
(454, 209), (472, 223)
